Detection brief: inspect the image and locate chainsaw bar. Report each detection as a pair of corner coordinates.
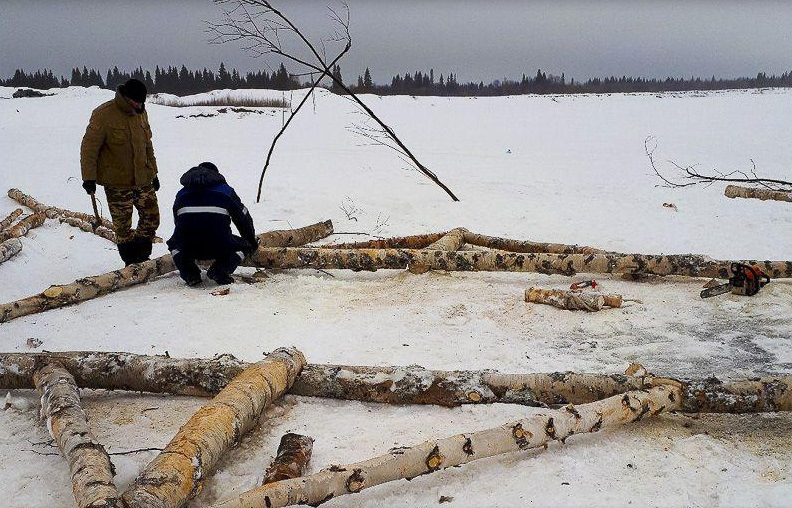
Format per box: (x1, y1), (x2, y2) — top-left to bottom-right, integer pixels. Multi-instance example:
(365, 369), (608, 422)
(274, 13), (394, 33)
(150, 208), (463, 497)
(700, 283), (733, 299)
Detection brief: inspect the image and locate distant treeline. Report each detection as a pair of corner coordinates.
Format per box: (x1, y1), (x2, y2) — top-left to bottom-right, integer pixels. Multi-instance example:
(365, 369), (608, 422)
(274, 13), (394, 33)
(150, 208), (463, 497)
(3, 63), (792, 96)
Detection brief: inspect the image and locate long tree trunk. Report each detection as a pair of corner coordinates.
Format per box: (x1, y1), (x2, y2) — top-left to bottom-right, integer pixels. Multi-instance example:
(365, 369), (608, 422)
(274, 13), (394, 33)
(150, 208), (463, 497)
(0, 238), (23, 264)
(462, 230), (607, 254)
(2, 352), (789, 413)
(209, 386), (681, 508)
(0, 208), (23, 231)
(59, 217), (117, 243)
(329, 232), (447, 250)
(122, 347), (306, 508)
(262, 433), (315, 485)
(7, 188), (114, 228)
(34, 363), (121, 508)
(249, 247), (792, 279)
(0, 212), (46, 242)
(408, 228), (467, 274)
(0, 254), (177, 323)
(724, 184), (792, 203)
(0, 220), (334, 323)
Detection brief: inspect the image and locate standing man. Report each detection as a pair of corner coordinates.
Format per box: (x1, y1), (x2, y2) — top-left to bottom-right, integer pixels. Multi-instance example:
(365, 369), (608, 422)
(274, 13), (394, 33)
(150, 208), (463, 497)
(80, 78), (160, 265)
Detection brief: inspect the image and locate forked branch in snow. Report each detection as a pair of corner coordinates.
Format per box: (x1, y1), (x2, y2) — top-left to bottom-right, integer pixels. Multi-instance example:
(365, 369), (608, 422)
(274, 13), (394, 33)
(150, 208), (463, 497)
(645, 136), (792, 191)
(207, 0), (459, 201)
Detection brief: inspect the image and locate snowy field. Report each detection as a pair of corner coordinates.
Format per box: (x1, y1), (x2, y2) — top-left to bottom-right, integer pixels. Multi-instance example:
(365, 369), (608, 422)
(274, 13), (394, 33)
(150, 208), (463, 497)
(0, 85), (790, 507)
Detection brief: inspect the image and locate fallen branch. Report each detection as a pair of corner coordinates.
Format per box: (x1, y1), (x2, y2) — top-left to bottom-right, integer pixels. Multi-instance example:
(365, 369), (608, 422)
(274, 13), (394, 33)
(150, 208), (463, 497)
(34, 362), (120, 508)
(724, 184), (792, 203)
(249, 247), (792, 279)
(263, 433), (314, 485)
(0, 212), (45, 242)
(0, 220), (333, 323)
(122, 347), (306, 508)
(209, 386), (681, 508)
(0, 208), (23, 231)
(0, 238), (23, 264)
(2, 352), (790, 413)
(7, 188), (114, 228)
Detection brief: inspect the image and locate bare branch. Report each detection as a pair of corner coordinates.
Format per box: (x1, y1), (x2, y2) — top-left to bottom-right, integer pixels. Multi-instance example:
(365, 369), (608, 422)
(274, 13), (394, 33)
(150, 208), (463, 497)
(646, 136), (792, 191)
(208, 0), (459, 201)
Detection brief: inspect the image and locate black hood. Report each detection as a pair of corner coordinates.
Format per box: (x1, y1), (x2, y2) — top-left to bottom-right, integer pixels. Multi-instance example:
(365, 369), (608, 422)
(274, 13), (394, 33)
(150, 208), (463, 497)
(180, 165), (227, 187)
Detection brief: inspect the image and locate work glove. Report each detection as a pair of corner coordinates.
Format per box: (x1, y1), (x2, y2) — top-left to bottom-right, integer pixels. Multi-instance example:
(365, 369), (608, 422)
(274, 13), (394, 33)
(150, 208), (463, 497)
(82, 180), (96, 195)
(152, 176), (160, 192)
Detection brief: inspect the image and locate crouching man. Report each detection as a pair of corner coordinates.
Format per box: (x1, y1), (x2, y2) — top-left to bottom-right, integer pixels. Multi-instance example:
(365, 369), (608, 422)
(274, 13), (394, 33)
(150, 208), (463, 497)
(167, 162), (257, 286)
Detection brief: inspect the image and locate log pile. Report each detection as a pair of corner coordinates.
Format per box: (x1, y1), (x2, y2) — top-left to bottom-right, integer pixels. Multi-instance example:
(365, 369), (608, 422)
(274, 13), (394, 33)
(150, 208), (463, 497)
(3, 350), (791, 507)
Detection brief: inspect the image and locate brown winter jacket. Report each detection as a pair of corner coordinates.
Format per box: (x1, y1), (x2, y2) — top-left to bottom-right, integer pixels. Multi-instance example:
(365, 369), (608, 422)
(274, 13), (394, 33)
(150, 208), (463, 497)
(80, 90), (158, 187)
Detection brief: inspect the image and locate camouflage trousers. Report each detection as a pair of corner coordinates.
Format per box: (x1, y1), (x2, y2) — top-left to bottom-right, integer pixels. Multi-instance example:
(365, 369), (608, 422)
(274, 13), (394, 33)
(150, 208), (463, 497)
(104, 185), (160, 244)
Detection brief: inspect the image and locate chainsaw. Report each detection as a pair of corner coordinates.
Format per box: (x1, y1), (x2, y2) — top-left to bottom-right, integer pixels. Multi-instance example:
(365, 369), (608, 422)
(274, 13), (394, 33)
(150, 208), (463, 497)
(700, 262), (770, 298)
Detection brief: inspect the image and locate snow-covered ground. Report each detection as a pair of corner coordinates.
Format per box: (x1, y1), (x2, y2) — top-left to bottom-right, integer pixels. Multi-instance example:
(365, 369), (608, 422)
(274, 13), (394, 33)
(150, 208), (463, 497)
(0, 85), (790, 507)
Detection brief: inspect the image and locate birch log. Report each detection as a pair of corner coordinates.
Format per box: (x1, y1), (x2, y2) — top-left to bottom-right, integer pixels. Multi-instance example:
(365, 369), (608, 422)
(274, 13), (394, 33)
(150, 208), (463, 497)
(263, 433), (315, 485)
(724, 184), (792, 203)
(329, 232), (447, 249)
(525, 287), (606, 311)
(462, 230), (607, 254)
(0, 220), (334, 323)
(250, 247), (792, 279)
(59, 217), (117, 243)
(408, 228), (467, 274)
(0, 254), (177, 323)
(122, 347), (306, 508)
(7, 188), (114, 228)
(2, 352), (789, 413)
(0, 238), (23, 264)
(0, 208), (23, 230)
(253, 219), (334, 249)
(0, 212), (46, 242)
(209, 386), (681, 508)
(34, 363), (120, 508)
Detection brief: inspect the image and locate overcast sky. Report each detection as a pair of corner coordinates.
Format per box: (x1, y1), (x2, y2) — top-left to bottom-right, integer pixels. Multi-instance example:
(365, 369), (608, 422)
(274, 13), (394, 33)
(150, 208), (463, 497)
(2, 0), (791, 85)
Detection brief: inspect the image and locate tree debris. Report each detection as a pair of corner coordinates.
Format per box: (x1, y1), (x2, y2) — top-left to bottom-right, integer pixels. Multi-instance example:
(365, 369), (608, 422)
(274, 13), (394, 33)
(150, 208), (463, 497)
(8, 188), (114, 228)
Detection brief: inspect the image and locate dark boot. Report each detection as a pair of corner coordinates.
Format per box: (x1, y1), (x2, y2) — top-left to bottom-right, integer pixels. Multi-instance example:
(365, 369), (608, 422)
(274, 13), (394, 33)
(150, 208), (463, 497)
(207, 249), (244, 285)
(129, 237), (153, 264)
(117, 241), (138, 266)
